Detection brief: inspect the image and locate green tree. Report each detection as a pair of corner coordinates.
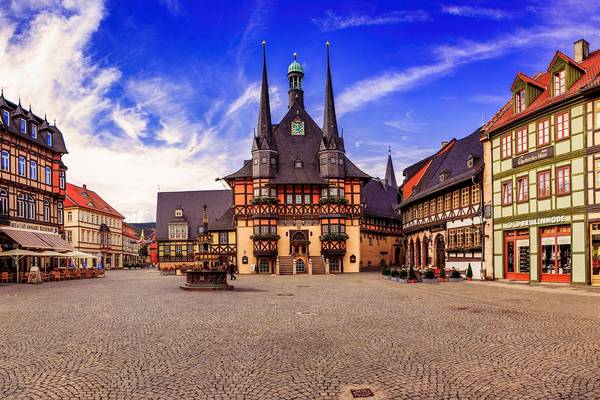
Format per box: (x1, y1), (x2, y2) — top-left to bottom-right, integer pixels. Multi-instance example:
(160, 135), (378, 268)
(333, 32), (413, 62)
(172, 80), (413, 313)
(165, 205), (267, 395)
(139, 243), (149, 259)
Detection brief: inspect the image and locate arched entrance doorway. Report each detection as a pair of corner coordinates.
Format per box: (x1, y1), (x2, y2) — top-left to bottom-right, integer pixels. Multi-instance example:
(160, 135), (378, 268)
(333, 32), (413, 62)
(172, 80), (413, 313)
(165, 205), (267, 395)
(291, 231), (308, 273)
(435, 235), (445, 269)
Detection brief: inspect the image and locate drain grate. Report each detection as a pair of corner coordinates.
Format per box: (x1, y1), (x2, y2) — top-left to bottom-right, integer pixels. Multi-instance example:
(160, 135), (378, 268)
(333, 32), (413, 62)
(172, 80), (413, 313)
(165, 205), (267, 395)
(296, 311), (316, 316)
(277, 293), (294, 296)
(351, 388), (374, 398)
(297, 285), (310, 287)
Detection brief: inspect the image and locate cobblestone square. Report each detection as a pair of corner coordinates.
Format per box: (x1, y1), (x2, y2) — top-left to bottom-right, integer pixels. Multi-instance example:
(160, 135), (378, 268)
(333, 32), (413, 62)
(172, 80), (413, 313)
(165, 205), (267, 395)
(1, 271), (599, 399)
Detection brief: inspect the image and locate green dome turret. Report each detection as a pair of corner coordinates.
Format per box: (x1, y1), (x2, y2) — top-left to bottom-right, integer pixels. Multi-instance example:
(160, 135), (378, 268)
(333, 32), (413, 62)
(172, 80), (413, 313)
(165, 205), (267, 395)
(287, 52), (304, 108)
(288, 54), (304, 75)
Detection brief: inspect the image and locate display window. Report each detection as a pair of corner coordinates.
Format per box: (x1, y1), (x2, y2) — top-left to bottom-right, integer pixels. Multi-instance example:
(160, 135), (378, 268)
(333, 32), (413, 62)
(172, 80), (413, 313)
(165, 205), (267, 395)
(590, 223), (600, 286)
(539, 225), (571, 283)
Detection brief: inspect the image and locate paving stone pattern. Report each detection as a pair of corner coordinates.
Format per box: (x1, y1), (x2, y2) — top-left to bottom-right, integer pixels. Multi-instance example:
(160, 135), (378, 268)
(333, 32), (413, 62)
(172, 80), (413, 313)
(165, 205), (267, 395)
(1, 271), (599, 399)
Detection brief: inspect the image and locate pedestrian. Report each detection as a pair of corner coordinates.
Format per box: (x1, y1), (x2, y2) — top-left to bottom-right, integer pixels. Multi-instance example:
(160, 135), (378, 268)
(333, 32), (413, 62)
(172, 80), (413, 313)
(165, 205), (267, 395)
(228, 263), (236, 281)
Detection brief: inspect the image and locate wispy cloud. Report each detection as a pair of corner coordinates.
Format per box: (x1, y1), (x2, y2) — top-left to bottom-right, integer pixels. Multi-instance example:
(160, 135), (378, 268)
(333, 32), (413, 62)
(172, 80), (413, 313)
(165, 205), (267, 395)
(158, 0), (181, 16)
(384, 111), (427, 133)
(337, 22), (600, 115)
(441, 5), (512, 20)
(225, 82), (282, 118)
(312, 10), (429, 32)
(467, 94), (507, 104)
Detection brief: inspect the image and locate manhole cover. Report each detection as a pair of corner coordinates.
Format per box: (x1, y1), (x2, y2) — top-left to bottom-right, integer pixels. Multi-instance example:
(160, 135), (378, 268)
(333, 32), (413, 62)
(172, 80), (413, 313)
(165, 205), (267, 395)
(351, 388), (374, 398)
(296, 311), (316, 316)
(277, 293), (294, 296)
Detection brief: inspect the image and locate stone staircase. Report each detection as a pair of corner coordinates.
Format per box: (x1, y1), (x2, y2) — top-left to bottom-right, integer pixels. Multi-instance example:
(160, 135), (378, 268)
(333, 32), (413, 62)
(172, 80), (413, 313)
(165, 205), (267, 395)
(310, 256), (326, 275)
(278, 256), (293, 275)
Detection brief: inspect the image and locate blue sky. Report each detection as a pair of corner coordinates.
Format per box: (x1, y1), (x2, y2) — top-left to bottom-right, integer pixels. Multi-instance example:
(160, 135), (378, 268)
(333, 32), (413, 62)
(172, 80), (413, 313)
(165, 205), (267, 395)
(1, 0), (599, 221)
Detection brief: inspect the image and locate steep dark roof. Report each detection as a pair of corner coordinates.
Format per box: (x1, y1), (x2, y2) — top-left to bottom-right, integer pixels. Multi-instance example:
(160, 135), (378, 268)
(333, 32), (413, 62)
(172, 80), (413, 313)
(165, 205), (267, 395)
(384, 151), (397, 189)
(403, 157), (432, 179)
(362, 179), (400, 219)
(0, 94), (68, 153)
(156, 190), (233, 240)
(400, 128), (483, 207)
(211, 207), (236, 231)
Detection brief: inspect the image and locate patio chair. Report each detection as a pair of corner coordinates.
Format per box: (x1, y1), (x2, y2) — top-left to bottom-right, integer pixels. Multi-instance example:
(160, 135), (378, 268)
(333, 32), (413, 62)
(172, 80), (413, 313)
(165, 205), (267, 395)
(20, 272), (29, 283)
(74, 269), (81, 279)
(63, 270), (72, 280)
(53, 270), (62, 281)
(1, 271), (11, 283)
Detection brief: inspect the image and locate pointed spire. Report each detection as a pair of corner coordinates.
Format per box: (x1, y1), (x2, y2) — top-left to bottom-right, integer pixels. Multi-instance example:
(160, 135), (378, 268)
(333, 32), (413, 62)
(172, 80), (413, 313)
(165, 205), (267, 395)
(255, 40), (274, 151)
(323, 41), (343, 151)
(385, 146), (398, 189)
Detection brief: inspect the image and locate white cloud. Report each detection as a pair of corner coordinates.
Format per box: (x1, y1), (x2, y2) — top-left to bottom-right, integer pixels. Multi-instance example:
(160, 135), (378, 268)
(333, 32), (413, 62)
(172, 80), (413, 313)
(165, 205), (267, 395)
(384, 111), (427, 133)
(225, 82), (282, 118)
(312, 10), (429, 32)
(158, 0), (181, 15)
(467, 94), (507, 104)
(0, 1), (250, 222)
(441, 5), (512, 20)
(337, 22), (600, 115)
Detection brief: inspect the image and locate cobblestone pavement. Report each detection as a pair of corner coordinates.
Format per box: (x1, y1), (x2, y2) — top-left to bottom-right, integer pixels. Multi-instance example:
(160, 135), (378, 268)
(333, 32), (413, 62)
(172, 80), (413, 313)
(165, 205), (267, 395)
(1, 271), (599, 400)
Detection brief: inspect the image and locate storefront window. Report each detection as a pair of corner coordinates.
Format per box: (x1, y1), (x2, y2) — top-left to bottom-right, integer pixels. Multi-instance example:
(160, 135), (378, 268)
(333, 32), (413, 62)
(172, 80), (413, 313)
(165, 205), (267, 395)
(540, 226), (572, 278)
(592, 228), (600, 278)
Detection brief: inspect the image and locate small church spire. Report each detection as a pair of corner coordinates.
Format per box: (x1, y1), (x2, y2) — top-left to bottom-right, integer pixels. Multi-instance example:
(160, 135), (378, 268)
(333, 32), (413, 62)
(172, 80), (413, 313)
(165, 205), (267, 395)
(323, 41), (343, 151)
(385, 146), (398, 189)
(254, 40), (274, 151)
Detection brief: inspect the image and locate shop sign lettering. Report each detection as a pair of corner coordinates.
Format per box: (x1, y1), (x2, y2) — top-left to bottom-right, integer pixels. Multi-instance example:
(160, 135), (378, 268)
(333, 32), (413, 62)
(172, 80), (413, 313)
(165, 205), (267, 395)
(512, 147), (554, 168)
(508, 215), (566, 228)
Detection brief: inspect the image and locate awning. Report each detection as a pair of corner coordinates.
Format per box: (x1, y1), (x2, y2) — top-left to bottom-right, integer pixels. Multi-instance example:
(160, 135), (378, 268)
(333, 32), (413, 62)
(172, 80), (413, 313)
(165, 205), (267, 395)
(0, 249), (44, 257)
(63, 250), (98, 259)
(39, 250), (69, 257)
(0, 227), (73, 251)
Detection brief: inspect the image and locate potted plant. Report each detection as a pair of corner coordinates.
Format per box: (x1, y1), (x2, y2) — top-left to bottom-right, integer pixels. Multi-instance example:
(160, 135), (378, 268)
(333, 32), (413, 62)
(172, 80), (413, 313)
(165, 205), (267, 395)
(408, 265), (418, 283)
(398, 269), (408, 283)
(390, 269), (400, 281)
(449, 268), (462, 282)
(422, 269), (437, 283)
(382, 268), (391, 279)
(438, 267), (446, 282)
(466, 264), (473, 281)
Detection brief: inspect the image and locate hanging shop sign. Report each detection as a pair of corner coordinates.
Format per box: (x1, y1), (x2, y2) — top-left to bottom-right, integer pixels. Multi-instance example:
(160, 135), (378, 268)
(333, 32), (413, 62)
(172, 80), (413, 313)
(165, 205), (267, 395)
(512, 147), (554, 168)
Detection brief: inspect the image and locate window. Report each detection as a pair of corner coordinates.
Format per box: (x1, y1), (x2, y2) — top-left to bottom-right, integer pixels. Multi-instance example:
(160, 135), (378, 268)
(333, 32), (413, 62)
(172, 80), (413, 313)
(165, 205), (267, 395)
(2, 110), (9, 126)
(461, 188), (470, 207)
(501, 134), (512, 159)
(537, 120), (550, 146)
(253, 158), (258, 165)
(516, 89), (526, 113)
(294, 159), (303, 169)
(0, 189), (7, 215)
(44, 167), (52, 184)
(452, 190), (459, 209)
(330, 157), (336, 164)
(502, 181), (513, 205)
(47, 132), (53, 147)
(444, 194), (451, 211)
(58, 202), (63, 224)
(472, 185), (480, 205)
(261, 157), (266, 164)
(537, 170), (551, 199)
(59, 171), (65, 189)
(596, 101), (600, 130)
(556, 111), (569, 141)
(31, 124), (37, 139)
(430, 199), (436, 215)
(43, 200), (50, 222)
(553, 69), (566, 96)
(18, 157), (25, 176)
(1, 151), (8, 171)
(29, 160), (37, 180)
(517, 176), (529, 202)
(20, 118), (26, 134)
(67, 211), (72, 222)
(26, 195), (35, 220)
(219, 232), (228, 244)
(437, 197), (443, 213)
(66, 230), (72, 243)
(17, 194), (25, 218)
(456, 228), (464, 247)
(516, 127), (528, 154)
(556, 165), (571, 195)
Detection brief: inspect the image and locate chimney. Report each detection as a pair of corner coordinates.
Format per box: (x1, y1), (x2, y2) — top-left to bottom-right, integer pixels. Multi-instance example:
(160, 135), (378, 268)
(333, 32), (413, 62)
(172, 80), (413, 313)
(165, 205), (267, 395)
(574, 39), (589, 63)
(441, 141), (448, 148)
(82, 184), (87, 191)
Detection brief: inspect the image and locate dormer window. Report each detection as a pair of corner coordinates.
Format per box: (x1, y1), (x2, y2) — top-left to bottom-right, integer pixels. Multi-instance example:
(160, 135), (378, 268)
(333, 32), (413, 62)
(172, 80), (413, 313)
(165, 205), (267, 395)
(47, 132), (53, 146)
(175, 208), (183, 217)
(467, 156), (474, 169)
(31, 124), (37, 139)
(19, 118), (26, 134)
(294, 159), (303, 169)
(2, 110), (8, 126)
(516, 89), (526, 113)
(439, 170), (450, 182)
(553, 69), (566, 96)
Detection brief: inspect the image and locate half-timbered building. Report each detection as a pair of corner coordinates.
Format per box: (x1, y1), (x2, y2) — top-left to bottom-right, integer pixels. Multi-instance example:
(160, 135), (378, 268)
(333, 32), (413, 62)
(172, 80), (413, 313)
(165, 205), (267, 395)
(155, 190), (236, 270)
(482, 39), (600, 285)
(0, 93), (71, 275)
(223, 43), (374, 274)
(399, 129), (486, 279)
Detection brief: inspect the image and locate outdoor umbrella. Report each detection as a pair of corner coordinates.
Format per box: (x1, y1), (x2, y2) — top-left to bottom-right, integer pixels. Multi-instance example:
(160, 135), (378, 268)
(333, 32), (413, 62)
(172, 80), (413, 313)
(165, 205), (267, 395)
(0, 249), (44, 282)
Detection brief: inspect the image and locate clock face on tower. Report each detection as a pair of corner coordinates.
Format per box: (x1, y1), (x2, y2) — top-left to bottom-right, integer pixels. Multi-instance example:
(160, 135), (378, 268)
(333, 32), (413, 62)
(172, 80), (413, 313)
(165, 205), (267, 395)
(291, 119), (305, 136)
